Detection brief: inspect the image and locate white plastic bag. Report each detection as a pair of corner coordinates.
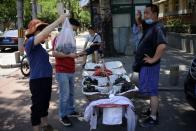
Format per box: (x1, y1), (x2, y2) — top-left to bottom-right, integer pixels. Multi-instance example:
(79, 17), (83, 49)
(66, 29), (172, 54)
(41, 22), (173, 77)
(55, 18), (76, 54)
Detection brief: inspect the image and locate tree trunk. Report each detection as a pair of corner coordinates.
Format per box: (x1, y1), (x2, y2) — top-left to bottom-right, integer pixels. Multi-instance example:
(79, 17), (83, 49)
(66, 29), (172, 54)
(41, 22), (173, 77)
(31, 0), (37, 19)
(99, 0), (117, 57)
(16, 0), (24, 52)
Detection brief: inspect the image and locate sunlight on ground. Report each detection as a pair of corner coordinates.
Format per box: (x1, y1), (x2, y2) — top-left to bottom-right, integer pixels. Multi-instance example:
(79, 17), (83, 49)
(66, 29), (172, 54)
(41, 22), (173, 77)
(179, 65), (187, 71)
(178, 104), (194, 111)
(76, 98), (87, 105)
(161, 64), (188, 75)
(162, 69), (170, 75)
(50, 101), (58, 110)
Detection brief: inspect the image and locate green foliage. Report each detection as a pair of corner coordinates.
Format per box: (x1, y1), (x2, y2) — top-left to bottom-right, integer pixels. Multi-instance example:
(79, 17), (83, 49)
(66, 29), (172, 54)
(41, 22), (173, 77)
(164, 16), (191, 33)
(79, 11), (91, 25)
(37, 0), (58, 24)
(0, 0), (17, 30)
(166, 17), (182, 27)
(37, 12), (58, 24)
(61, 0), (90, 25)
(24, 0), (32, 28)
(38, 0), (58, 14)
(0, 0), (90, 30)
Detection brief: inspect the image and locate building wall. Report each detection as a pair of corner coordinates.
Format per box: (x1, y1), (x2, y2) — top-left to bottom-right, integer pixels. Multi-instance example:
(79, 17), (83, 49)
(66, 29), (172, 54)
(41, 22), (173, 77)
(153, 0), (196, 25)
(94, 0), (152, 54)
(111, 0), (151, 54)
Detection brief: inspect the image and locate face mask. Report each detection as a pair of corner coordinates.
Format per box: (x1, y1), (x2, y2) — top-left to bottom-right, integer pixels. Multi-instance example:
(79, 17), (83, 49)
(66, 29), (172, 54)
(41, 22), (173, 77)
(145, 18), (154, 24)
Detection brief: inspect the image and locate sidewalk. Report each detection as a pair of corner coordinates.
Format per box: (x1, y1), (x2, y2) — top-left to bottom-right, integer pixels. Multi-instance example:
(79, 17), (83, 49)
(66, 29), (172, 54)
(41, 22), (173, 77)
(0, 31), (194, 89)
(0, 32), (196, 131)
(0, 52), (21, 68)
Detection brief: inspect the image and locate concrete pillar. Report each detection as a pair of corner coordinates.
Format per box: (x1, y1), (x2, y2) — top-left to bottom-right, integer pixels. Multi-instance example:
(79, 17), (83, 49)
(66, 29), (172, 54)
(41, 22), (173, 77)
(190, 40), (194, 54)
(169, 65), (179, 86)
(181, 38), (186, 51)
(185, 39), (191, 53)
(168, 0), (173, 13)
(179, 0), (186, 14)
(14, 51), (20, 63)
(193, 39), (196, 55)
(159, 3), (165, 17)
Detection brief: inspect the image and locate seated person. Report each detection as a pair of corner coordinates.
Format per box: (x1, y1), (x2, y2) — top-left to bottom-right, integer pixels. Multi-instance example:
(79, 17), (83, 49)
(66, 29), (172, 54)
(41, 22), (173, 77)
(77, 26), (102, 66)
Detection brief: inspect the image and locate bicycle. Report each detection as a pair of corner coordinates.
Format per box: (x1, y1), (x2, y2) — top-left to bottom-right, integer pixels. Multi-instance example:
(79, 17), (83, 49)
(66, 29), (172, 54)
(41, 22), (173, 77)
(20, 54), (30, 77)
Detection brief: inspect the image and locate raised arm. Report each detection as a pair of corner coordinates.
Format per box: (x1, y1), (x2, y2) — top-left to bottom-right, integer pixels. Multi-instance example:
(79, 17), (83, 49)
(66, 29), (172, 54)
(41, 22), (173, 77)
(135, 13), (142, 26)
(34, 15), (67, 45)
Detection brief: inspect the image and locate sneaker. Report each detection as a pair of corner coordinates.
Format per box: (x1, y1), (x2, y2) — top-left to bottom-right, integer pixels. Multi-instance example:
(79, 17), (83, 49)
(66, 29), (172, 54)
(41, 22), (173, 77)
(59, 116), (72, 126)
(41, 124), (55, 131)
(140, 116), (159, 127)
(68, 111), (81, 117)
(141, 108), (151, 117)
(141, 108), (159, 118)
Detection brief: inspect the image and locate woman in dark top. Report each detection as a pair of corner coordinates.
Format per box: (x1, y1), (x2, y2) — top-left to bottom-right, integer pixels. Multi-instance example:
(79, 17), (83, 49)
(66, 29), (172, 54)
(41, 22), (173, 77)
(25, 15), (67, 131)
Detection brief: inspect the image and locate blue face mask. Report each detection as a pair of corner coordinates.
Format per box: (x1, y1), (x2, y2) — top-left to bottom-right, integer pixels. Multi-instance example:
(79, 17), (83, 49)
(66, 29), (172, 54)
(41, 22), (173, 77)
(145, 19), (154, 24)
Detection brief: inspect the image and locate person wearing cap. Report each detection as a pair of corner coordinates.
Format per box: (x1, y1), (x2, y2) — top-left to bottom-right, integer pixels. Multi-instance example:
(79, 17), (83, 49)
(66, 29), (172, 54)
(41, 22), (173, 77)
(52, 18), (81, 127)
(24, 15), (67, 131)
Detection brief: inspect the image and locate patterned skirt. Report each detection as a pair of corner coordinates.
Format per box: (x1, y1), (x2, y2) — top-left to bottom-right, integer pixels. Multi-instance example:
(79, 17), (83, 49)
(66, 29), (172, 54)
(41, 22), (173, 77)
(139, 64), (160, 96)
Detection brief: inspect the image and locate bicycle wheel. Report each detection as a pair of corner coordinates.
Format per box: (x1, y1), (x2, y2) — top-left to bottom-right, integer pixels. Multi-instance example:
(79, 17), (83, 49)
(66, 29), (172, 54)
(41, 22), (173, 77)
(20, 55), (30, 77)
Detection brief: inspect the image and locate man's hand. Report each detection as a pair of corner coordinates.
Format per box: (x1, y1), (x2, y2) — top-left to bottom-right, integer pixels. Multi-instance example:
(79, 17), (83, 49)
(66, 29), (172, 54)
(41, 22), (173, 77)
(68, 53), (77, 58)
(144, 44), (166, 64)
(136, 10), (142, 19)
(143, 54), (156, 64)
(135, 10), (142, 25)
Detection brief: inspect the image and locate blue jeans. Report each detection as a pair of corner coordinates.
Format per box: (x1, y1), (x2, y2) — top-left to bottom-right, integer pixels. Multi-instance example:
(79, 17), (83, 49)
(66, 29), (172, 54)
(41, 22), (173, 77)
(56, 73), (75, 118)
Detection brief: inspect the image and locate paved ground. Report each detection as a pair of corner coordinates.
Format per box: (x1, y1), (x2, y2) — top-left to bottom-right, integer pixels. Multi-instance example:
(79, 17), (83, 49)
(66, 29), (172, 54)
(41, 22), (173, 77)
(0, 32), (196, 131)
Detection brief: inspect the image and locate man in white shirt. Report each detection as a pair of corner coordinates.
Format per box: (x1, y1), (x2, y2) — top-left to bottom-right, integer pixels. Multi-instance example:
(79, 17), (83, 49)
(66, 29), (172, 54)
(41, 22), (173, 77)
(77, 26), (102, 67)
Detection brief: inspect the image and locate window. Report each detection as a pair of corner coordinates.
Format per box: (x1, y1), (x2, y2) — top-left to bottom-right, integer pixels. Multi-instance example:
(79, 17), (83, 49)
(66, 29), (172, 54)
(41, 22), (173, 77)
(134, 0), (151, 4)
(112, 0), (131, 5)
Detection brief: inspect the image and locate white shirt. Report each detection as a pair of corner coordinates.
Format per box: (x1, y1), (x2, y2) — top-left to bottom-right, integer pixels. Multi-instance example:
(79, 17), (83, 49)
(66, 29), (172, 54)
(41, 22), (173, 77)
(85, 33), (102, 48)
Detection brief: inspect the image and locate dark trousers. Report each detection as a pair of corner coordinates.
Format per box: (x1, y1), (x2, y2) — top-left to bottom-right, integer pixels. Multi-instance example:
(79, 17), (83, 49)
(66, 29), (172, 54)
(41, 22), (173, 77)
(85, 45), (101, 55)
(29, 77), (52, 126)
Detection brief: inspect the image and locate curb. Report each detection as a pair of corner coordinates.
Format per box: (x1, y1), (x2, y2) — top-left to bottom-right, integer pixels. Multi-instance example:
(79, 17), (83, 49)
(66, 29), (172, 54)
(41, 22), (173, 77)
(159, 88), (184, 91)
(0, 63), (20, 68)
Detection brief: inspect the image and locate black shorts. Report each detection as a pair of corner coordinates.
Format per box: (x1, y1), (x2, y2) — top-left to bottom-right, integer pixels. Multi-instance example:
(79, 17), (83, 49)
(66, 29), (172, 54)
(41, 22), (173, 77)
(85, 45), (100, 55)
